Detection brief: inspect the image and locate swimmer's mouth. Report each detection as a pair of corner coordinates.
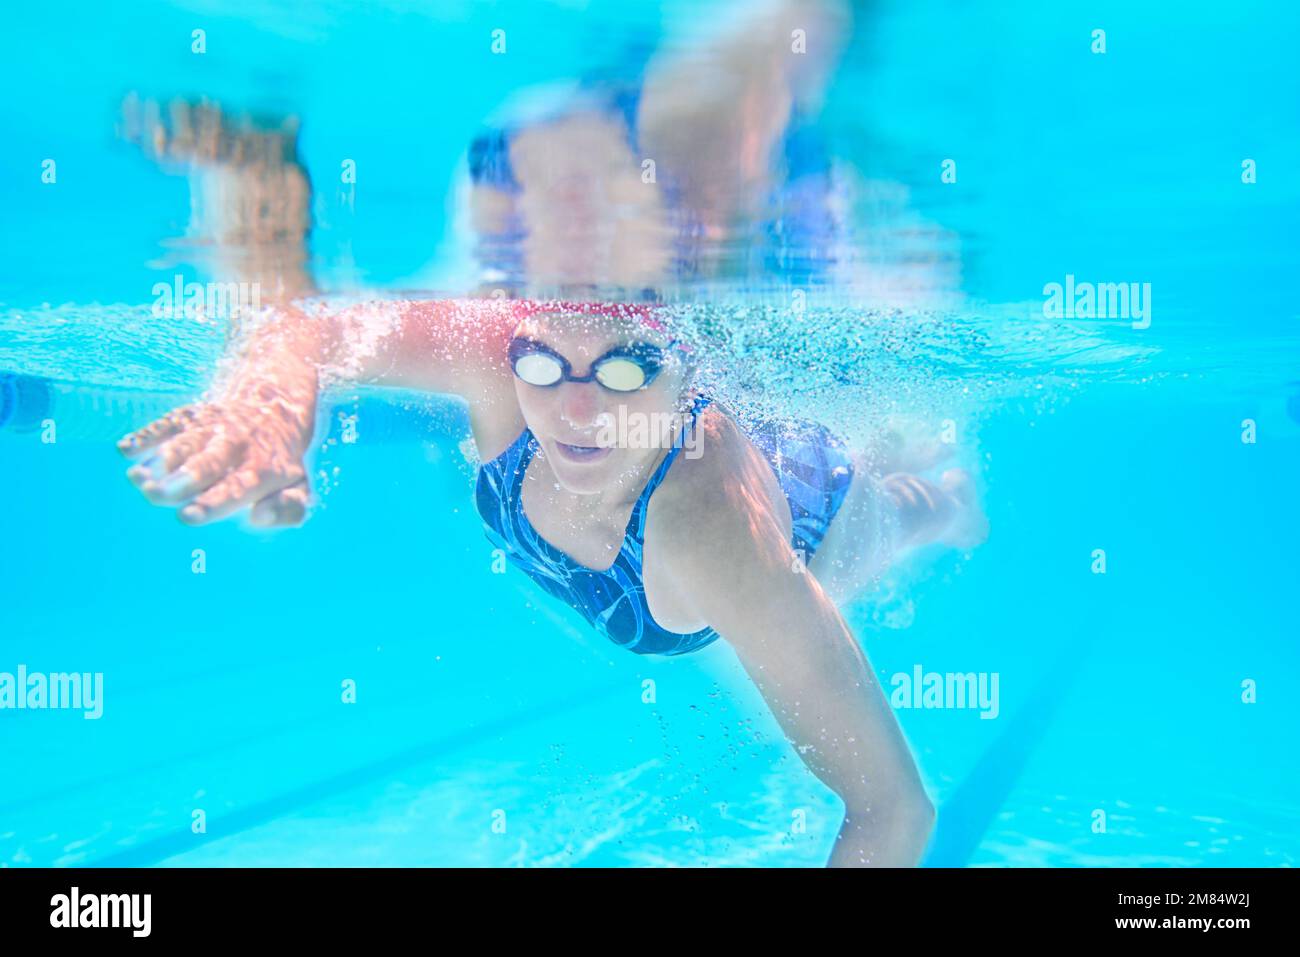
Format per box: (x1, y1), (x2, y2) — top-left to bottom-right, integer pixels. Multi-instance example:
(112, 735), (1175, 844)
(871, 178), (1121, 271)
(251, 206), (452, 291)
(554, 441), (613, 463)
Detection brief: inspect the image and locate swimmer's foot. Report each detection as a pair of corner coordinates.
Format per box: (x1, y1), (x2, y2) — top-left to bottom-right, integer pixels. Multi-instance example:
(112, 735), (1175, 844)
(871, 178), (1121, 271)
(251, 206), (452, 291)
(881, 468), (987, 552)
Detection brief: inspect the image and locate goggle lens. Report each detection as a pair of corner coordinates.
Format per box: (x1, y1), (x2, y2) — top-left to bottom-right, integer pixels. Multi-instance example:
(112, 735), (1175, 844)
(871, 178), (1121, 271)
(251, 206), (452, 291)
(594, 357), (650, 392)
(508, 338), (672, 392)
(513, 352), (565, 386)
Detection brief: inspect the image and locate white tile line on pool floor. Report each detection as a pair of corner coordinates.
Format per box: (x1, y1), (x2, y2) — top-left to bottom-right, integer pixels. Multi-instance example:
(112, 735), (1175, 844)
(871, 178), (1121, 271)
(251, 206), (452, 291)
(922, 642), (1088, 867)
(85, 677), (632, 867)
(80, 587), (628, 867)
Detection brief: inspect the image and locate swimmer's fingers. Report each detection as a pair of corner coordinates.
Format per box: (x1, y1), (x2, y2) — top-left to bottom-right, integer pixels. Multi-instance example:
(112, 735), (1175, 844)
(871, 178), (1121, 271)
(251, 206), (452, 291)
(117, 405), (202, 457)
(249, 480), (311, 528)
(155, 427), (221, 475)
(180, 463), (305, 526)
(126, 426), (213, 499)
(145, 433), (250, 505)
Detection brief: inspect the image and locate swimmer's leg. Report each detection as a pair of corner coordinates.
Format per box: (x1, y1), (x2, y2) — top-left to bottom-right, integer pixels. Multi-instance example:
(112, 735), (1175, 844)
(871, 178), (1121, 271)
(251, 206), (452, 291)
(120, 95), (317, 305)
(809, 467), (987, 606)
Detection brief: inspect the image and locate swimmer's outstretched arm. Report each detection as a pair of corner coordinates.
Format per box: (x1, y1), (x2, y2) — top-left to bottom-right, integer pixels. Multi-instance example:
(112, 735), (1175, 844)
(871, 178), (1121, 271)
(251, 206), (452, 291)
(117, 299), (520, 525)
(655, 439), (935, 867)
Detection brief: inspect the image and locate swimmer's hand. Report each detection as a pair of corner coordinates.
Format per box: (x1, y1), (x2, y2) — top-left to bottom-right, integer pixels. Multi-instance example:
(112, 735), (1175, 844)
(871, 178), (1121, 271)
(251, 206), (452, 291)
(117, 370), (317, 528)
(115, 295), (514, 527)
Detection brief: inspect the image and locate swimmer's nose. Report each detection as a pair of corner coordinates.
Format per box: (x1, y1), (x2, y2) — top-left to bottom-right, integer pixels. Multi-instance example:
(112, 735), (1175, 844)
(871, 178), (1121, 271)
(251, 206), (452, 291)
(556, 380), (606, 431)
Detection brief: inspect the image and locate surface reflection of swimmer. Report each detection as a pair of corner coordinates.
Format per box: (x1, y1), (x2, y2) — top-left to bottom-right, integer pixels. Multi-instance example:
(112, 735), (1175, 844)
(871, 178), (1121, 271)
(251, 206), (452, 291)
(118, 0), (985, 867)
(119, 92), (316, 306)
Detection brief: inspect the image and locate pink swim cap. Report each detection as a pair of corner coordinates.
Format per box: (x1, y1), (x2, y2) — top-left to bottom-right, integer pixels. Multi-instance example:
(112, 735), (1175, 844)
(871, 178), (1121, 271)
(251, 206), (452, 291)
(510, 299), (670, 334)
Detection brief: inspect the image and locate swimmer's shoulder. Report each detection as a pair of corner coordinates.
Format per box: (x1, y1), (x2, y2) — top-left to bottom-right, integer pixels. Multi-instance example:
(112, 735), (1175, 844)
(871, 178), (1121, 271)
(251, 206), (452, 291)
(399, 297), (523, 462)
(649, 403), (791, 552)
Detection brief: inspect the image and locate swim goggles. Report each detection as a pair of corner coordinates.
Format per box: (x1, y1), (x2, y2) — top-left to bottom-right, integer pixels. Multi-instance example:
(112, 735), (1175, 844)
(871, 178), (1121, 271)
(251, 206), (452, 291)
(508, 337), (677, 392)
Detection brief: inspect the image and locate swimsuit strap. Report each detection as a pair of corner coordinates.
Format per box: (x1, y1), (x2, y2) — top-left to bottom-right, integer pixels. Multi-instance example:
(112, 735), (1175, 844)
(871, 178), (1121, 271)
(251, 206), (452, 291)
(470, 392), (736, 657)
(631, 393), (711, 537)
(496, 392), (710, 547)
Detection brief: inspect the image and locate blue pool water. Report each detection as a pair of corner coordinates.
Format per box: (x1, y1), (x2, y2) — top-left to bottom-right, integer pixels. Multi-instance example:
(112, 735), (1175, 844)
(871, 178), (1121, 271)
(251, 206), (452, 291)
(2, 0), (1298, 867)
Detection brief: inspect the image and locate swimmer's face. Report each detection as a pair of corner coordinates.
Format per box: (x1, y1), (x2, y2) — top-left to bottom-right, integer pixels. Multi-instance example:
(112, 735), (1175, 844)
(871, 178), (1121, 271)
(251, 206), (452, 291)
(510, 313), (690, 495)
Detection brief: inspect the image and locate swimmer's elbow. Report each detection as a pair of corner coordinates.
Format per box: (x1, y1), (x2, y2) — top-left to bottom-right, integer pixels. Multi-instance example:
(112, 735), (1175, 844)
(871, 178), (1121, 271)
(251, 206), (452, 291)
(837, 788), (936, 867)
(886, 786), (938, 862)
(914, 792), (937, 837)
(902, 791), (937, 863)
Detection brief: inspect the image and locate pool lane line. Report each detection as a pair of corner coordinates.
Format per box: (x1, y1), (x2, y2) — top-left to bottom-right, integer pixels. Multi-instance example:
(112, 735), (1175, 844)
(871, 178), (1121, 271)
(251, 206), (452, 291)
(87, 679), (632, 867)
(922, 643), (1088, 868)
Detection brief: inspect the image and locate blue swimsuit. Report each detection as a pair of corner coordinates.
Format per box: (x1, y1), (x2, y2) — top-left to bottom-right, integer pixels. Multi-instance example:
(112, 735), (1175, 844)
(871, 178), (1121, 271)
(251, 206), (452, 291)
(474, 397), (854, 656)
